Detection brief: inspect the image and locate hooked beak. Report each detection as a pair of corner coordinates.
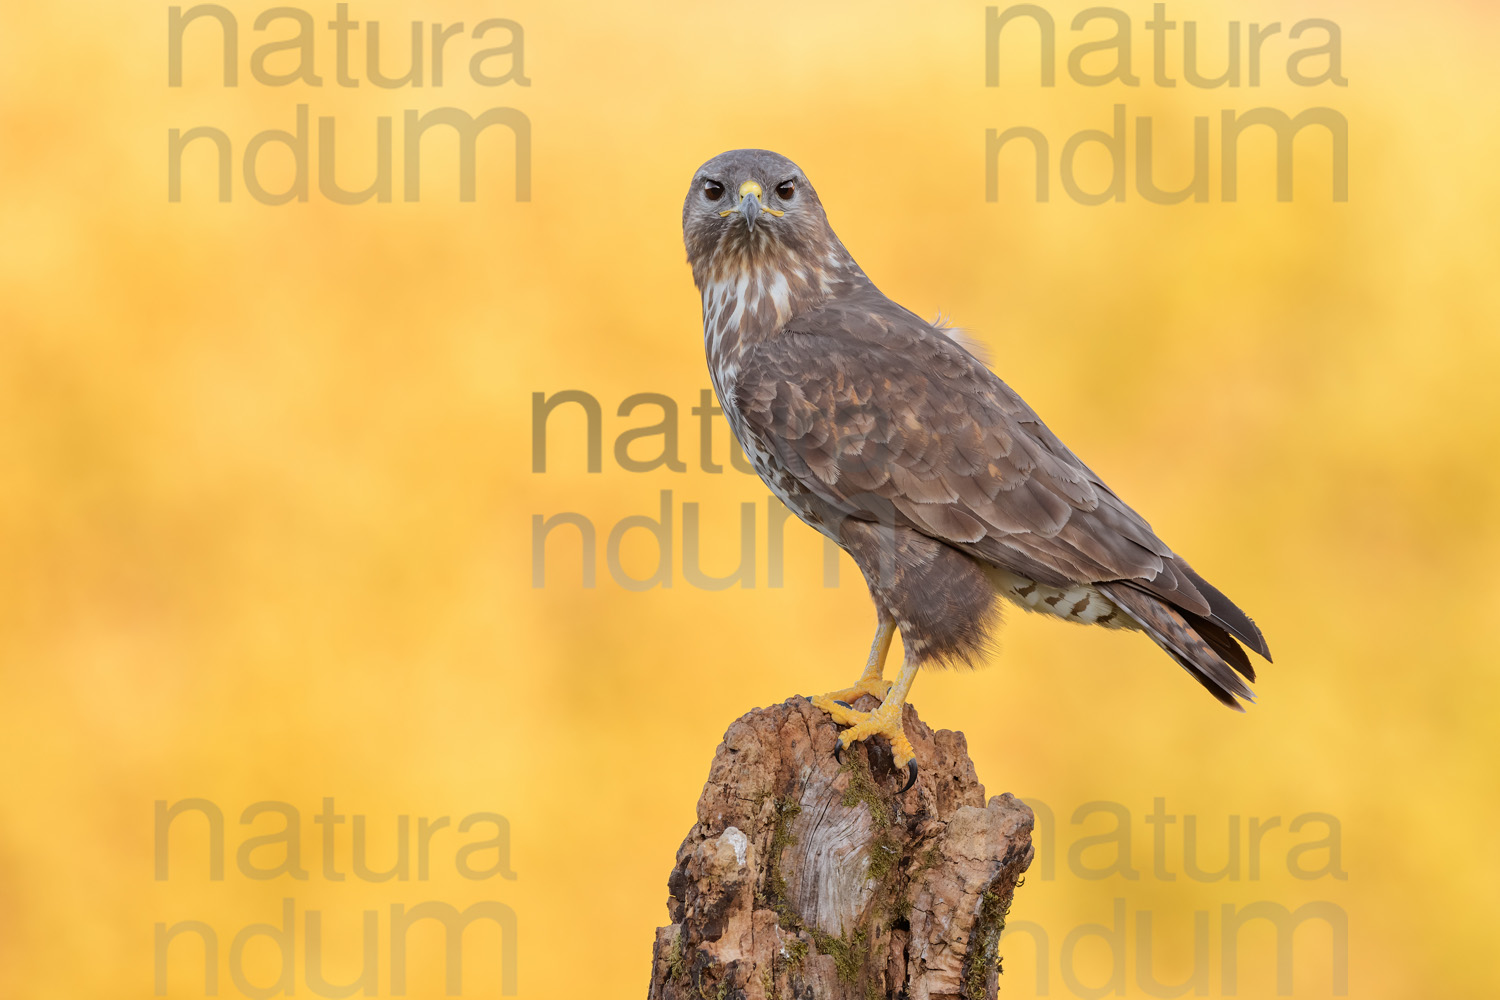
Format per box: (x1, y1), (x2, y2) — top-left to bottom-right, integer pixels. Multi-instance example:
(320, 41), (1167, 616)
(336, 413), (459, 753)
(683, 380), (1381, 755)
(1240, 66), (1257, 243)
(719, 179), (783, 231)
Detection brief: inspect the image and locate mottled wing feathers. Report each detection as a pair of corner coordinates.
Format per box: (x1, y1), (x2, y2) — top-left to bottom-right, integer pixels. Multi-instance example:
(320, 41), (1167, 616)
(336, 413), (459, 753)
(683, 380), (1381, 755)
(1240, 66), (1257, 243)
(733, 291), (1268, 698)
(737, 294), (1176, 596)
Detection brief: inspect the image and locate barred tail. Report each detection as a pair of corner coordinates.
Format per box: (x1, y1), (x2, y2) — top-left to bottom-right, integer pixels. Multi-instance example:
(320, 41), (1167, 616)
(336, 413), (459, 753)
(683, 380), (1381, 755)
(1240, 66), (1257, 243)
(1100, 583), (1257, 710)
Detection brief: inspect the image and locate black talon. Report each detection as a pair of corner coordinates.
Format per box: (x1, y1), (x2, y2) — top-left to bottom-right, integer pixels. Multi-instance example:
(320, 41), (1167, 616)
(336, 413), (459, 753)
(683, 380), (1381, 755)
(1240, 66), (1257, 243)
(833, 739), (844, 764)
(834, 700), (853, 709)
(899, 760), (918, 794)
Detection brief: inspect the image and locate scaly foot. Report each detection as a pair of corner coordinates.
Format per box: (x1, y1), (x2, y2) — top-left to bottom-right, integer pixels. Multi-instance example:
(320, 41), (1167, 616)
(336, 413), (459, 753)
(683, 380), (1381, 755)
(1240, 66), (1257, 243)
(830, 702), (918, 794)
(807, 622), (919, 792)
(808, 618), (897, 725)
(808, 676), (892, 726)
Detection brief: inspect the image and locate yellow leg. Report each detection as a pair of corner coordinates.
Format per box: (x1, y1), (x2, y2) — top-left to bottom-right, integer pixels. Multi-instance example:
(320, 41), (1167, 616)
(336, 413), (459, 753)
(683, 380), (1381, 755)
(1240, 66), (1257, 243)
(809, 619), (894, 726)
(832, 657), (921, 792)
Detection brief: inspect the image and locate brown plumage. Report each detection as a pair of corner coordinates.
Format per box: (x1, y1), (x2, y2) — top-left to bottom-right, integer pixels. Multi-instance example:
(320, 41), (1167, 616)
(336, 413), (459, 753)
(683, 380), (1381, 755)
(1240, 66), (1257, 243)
(682, 149), (1270, 784)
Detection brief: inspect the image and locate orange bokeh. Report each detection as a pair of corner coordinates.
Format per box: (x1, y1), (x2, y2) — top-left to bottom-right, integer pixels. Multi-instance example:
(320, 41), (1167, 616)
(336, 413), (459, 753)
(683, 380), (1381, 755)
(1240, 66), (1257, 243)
(1, 1), (1496, 997)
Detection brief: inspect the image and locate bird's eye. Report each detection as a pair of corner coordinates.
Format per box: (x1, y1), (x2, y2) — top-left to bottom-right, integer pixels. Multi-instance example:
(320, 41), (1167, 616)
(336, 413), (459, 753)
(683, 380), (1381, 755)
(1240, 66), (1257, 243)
(703, 180), (725, 202)
(775, 180), (796, 200)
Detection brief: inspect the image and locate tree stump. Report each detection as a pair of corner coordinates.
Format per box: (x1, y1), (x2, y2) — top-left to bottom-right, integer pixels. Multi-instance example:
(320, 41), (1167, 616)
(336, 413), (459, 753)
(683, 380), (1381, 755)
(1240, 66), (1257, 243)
(648, 696), (1034, 1000)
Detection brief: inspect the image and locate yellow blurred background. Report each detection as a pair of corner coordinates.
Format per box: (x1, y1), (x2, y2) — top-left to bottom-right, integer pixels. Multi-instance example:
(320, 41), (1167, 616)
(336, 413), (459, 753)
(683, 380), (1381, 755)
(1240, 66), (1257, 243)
(1, 0), (1496, 996)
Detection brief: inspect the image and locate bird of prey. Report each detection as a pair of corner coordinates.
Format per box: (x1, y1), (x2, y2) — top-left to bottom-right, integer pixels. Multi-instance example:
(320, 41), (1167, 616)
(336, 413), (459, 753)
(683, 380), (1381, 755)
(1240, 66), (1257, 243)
(682, 149), (1270, 792)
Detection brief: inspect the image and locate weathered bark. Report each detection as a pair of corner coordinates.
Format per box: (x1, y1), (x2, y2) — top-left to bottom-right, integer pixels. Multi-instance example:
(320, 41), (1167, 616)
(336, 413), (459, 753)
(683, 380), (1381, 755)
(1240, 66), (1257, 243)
(648, 696), (1034, 1000)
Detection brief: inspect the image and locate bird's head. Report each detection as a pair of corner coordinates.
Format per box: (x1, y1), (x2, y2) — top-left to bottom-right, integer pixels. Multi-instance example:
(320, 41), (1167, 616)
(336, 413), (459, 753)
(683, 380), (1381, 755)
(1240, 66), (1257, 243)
(682, 148), (847, 293)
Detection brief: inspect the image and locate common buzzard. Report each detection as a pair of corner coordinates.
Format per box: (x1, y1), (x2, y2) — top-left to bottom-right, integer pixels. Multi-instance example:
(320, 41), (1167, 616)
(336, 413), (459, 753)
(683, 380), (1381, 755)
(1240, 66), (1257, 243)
(682, 149), (1270, 792)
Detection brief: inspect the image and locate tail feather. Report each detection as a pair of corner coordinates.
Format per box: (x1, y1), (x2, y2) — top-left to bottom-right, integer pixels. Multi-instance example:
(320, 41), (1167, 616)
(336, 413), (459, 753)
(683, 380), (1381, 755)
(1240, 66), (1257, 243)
(1184, 611), (1256, 683)
(1178, 563), (1272, 662)
(1101, 583), (1255, 710)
